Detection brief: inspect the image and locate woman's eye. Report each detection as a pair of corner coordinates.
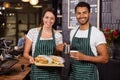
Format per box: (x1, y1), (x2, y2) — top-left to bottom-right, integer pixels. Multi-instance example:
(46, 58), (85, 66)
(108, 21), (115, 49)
(51, 17), (54, 20)
(45, 16), (49, 19)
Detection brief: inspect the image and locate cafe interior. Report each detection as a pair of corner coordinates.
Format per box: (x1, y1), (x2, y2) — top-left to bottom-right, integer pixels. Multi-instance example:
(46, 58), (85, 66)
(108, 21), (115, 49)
(0, 0), (120, 80)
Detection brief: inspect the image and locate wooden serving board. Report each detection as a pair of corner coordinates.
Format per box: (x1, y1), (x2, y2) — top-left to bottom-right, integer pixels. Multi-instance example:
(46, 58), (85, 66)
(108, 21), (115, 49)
(34, 62), (64, 67)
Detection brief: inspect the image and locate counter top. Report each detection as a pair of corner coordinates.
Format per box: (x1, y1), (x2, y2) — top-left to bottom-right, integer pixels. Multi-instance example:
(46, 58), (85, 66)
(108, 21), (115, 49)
(97, 59), (120, 80)
(0, 57), (30, 80)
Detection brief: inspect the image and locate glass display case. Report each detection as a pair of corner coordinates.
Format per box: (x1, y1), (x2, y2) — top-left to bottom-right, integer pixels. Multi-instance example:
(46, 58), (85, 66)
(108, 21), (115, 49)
(4, 11), (37, 45)
(6, 13), (16, 45)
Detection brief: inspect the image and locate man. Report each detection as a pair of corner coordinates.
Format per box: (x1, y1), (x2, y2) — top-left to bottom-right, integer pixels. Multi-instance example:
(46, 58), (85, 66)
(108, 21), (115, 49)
(16, 30), (28, 52)
(69, 2), (109, 80)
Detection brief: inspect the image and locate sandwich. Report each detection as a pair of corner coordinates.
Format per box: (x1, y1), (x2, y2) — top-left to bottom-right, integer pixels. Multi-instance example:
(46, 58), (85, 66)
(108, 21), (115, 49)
(35, 55), (52, 64)
(50, 55), (65, 64)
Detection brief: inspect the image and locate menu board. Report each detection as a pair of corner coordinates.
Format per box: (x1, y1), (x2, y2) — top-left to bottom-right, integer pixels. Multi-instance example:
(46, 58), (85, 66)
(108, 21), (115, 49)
(68, 0), (100, 29)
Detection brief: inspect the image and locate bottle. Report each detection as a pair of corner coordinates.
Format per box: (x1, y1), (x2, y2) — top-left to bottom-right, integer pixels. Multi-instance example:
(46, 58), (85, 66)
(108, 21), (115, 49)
(57, 6), (61, 15)
(64, 44), (70, 54)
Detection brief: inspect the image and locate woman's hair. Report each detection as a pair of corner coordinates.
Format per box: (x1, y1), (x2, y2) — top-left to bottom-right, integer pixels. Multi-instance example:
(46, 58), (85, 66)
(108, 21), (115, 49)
(40, 7), (57, 27)
(75, 2), (91, 13)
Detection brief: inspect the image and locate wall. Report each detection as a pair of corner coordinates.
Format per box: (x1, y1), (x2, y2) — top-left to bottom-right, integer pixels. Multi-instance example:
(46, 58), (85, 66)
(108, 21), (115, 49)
(62, 0), (70, 43)
(101, 0), (120, 31)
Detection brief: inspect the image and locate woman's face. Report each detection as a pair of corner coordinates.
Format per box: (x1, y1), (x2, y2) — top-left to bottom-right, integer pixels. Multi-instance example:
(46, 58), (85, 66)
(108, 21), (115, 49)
(43, 11), (55, 28)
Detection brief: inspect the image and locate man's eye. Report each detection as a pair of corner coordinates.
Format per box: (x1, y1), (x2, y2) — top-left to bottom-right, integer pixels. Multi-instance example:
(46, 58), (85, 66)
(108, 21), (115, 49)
(83, 12), (87, 14)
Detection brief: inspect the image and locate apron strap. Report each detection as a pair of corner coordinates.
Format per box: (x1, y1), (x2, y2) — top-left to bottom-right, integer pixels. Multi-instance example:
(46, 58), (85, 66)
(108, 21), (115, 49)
(34, 28), (42, 49)
(72, 24), (92, 39)
(52, 29), (56, 45)
(88, 24), (92, 40)
(72, 27), (80, 42)
(35, 27), (56, 48)
(36, 27), (55, 43)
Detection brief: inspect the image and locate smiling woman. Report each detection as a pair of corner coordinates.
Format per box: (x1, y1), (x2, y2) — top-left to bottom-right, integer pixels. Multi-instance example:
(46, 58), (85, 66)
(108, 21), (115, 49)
(23, 7), (64, 80)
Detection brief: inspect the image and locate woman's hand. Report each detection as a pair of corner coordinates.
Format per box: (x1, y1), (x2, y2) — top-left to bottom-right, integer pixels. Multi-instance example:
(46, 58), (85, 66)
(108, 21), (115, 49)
(29, 56), (35, 64)
(56, 43), (66, 52)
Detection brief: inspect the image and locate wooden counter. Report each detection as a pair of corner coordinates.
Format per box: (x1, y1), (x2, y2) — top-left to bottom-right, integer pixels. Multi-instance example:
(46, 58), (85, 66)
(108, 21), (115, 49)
(0, 57), (31, 80)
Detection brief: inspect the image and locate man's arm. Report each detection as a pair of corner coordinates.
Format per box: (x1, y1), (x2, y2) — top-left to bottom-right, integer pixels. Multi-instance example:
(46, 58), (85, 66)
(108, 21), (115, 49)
(70, 44), (109, 64)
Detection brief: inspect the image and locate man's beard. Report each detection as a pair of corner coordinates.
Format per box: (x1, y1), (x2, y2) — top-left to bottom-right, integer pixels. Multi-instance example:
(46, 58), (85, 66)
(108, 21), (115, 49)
(78, 17), (89, 25)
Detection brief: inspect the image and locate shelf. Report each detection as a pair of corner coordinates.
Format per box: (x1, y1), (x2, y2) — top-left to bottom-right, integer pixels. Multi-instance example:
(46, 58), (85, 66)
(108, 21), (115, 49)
(57, 15), (62, 18)
(57, 30), (62, 32)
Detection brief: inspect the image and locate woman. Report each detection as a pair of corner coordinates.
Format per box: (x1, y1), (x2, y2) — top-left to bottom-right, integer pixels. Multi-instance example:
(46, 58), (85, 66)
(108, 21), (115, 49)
(23, 7), (64, 80)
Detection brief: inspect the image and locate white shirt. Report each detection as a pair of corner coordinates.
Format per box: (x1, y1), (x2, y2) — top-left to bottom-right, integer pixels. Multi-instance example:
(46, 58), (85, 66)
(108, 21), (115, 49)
(26, 28), (63, 55)
(70, 26), (106, 56)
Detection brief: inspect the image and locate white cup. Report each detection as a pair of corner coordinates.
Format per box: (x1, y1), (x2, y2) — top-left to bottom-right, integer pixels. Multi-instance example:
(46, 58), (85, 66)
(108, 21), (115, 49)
(70, 50), (79, 53)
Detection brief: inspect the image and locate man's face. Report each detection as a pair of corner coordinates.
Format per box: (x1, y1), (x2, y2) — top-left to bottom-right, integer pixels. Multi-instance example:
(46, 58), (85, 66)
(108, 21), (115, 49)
(75, 7), (90, 25)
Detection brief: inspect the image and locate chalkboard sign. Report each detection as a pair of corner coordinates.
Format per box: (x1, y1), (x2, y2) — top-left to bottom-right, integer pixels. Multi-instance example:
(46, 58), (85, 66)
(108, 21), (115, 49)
(68, 0), (100, 29)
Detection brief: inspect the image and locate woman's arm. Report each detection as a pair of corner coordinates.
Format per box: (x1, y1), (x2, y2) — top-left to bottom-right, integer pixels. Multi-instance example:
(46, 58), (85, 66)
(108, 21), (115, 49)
(55, 31), (65, 52)
(56, 43), (66, 52)
(23, 37), (34, 64)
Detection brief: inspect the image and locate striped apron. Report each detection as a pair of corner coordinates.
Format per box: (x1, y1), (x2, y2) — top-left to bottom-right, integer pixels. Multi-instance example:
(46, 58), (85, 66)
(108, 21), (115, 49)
(30, 28), (61, 80)
(69, 26), (98, 80)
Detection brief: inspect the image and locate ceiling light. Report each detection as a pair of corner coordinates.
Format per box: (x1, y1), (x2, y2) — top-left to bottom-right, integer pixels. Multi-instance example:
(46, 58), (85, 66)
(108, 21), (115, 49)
(22, 0), (29, 2)
(0, 11), (2, 15)
(29, 0), (39, 5)
(3, 2), (10, 8)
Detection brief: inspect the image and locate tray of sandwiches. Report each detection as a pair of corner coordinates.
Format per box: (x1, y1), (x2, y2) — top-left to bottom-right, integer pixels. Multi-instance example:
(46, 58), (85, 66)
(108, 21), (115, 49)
(34, 55), (65, 67)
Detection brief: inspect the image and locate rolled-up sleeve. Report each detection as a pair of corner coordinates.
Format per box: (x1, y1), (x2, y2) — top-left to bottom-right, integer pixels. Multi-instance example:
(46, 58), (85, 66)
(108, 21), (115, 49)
(55, 32), (63, 45)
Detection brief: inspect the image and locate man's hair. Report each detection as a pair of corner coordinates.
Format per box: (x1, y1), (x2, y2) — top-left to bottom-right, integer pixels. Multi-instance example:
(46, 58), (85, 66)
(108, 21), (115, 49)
(75, 2), (91, 13)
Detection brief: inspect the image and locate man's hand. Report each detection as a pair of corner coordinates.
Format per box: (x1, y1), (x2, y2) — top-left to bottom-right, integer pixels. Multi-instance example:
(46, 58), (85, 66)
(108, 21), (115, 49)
(70, 51), (85, 60)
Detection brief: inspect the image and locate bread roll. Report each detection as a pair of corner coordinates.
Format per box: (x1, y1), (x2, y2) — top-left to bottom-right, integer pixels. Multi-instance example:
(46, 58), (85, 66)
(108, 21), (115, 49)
(35, 55), (52, 64)
(50, 55), (65, 64)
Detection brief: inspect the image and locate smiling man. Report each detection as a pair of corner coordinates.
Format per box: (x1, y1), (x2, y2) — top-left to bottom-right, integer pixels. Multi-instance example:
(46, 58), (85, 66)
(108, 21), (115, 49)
(69, 2), (109, 80)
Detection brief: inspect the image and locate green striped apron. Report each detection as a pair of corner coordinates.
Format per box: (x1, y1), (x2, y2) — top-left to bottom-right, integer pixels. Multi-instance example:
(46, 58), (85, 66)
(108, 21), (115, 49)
(69, 26), (98, 80)
(30, 28), (61, 80)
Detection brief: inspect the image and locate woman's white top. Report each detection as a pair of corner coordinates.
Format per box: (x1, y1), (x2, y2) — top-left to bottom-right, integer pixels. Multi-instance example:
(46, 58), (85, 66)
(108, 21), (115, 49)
(70, 26), (106, 56)
(26, 28), (63, 55)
